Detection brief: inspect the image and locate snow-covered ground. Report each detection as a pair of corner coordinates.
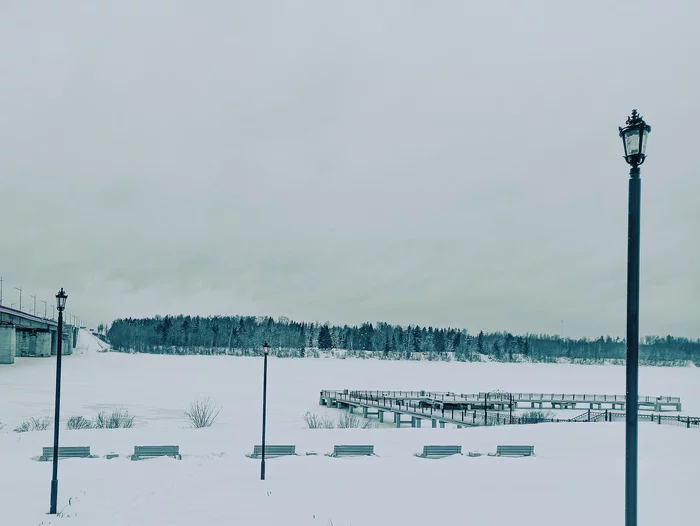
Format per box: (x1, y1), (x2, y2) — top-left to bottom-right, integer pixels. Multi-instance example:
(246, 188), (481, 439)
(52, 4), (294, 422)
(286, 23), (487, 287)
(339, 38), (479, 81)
(1, 330), (698, 525)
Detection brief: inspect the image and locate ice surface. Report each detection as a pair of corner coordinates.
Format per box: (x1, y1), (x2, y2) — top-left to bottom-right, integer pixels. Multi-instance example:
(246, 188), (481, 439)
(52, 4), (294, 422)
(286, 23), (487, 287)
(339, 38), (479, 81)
(0, 331), (697, 525)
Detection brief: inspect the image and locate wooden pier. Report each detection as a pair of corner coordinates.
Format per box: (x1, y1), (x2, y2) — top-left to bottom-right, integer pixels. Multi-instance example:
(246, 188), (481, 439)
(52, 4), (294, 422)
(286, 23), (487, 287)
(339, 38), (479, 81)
(319, 389), (682, 429)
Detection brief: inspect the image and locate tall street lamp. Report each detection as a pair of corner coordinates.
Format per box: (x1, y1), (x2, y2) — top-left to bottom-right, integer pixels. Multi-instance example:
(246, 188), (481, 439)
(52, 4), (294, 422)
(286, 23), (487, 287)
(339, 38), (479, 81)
(49, 288), (68, 515)
(619, 109), (651, 526)
(260, 341), (270, 480)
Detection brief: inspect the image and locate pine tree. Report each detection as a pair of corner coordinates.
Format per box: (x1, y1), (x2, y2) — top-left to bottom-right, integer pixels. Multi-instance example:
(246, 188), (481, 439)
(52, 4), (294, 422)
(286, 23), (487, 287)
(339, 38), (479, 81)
(318, 325), (333, 350)
(477, 330), (485, 355)
(433, 329), (446, 353)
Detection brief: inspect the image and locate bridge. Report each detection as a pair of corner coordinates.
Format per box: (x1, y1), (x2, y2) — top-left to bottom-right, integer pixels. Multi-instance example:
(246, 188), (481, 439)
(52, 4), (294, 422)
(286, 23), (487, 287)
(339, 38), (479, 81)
(319, 389), (683, 428)
(0, 305), (78, 364)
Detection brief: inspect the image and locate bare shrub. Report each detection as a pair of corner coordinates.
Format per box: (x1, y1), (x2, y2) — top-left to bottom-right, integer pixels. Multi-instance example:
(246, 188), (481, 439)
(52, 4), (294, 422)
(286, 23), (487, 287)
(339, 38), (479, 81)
(0, 419), (5, 431)
(14, 417), (52, 433)
(337, 412), (375, 429)
(67, 415), (93, 430)
(94, 409), (134, 429)
(185, 397), (221, 428)
(303, 412), (335, 429)
(519, 410), (555, 423)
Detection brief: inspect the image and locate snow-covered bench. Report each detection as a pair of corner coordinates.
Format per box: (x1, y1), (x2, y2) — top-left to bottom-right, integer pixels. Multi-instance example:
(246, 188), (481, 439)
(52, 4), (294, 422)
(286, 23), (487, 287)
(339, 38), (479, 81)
(247, 445), (296, 458)
(416, 445), (462, 458)
(39, 446), (92, 461)
(328, 445), (375, 457)
(131, 445), (181, 460)
(489, 445), (535, 457)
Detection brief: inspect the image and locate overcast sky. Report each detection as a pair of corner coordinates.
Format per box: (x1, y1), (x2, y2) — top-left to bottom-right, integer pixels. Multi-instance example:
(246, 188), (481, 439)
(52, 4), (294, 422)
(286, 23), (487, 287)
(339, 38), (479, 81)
(1, 1), (698, 339)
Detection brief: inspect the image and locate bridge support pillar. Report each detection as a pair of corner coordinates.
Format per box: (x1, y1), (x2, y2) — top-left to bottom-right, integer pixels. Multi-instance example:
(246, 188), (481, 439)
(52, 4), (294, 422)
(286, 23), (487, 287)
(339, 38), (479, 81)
(432, 419), (437, 428)
(440, 421), (445, 428)
(73, 326), (78, 348)
(51, 331), (58, 356)
(0, 325), (17, 364)
(411, 417), (421, 428)
(16, 329), (31, 357)
(62, 328), (73, 356)
(363, 407), (368, 418)
(378, 411), (384, 423)
(36, 331), (51, 357)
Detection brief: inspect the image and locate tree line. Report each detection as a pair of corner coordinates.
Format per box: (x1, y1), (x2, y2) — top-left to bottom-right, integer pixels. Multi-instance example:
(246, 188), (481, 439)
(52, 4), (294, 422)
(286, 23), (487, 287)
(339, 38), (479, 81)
(106, 315), (700, 366)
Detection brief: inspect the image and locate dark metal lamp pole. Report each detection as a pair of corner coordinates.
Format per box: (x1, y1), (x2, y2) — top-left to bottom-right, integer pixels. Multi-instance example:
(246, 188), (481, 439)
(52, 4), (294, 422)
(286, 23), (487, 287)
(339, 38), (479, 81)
(50, 288), (68, 515)
(261, 341), (270, 480)
(619, 109), (651, 526)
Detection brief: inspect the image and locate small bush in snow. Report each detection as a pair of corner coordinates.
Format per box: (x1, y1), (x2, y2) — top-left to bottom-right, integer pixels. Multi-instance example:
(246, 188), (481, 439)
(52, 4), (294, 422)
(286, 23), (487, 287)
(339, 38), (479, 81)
(337, 412), (375, 429)
(0, 419), (5, 431)
(67, 415), (93, 430)
(94, 409), (134, 429)
(303, 412), (335, 429)
(519, 410), (555, 423)
(14, 417), (52, 433)
(185, 397), (221, 428)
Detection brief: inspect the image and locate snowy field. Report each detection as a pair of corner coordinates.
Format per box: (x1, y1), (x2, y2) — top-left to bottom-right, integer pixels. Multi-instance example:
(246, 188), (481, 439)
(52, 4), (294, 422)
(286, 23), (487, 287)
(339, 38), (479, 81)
(1, 331), (698, 526)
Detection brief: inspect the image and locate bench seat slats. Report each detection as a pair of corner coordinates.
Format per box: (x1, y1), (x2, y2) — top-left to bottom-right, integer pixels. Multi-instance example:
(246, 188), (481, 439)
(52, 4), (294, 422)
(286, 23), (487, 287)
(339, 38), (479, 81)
(131, 445), (181, 460)
(39, 446), (91, 461)
(495, 445), (534, 457)
(331, 445), (374, 457)
(418, 445), (462, 458)
(249, 445), (296, 458)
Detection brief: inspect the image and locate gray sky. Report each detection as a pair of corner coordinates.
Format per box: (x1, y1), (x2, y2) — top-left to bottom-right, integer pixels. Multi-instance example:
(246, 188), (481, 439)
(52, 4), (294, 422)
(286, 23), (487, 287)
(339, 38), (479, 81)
(1, 1), (698, 338)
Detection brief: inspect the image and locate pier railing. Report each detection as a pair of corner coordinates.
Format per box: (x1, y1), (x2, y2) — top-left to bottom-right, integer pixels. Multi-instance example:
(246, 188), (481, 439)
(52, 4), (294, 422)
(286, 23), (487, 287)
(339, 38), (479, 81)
(320, 390), (694, 430)
(326, 389), (680, 405)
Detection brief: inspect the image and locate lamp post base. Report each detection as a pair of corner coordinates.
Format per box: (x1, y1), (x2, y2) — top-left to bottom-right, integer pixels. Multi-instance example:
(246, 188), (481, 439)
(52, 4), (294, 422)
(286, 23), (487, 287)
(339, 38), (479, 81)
(50, 479), (58, 514)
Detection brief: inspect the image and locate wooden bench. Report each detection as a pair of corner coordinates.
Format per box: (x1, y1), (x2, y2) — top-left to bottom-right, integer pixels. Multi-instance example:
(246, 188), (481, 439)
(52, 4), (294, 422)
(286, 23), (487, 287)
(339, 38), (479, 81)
(490, 445), (535, 457)
(131, 445), (181, 461)
(328, 445), (375, 457)
(39, 446), (92, 461)
(247, 445), (296, 458)
(416, 445), (462, 458)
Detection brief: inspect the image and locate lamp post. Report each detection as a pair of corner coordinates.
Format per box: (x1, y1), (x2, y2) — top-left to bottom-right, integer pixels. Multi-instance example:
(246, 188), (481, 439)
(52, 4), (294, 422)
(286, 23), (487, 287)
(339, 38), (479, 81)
(260, 341), (270, 480)
(49, 288), (67, 515)
(619, 109), (651, 526)
(15, 286), (22, 311)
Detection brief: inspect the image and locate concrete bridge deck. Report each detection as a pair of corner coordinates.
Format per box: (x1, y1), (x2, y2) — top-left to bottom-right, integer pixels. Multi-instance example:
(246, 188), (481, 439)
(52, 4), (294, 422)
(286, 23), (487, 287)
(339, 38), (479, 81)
(319, 390), (682, 428)
(0, 305), (77, 364)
